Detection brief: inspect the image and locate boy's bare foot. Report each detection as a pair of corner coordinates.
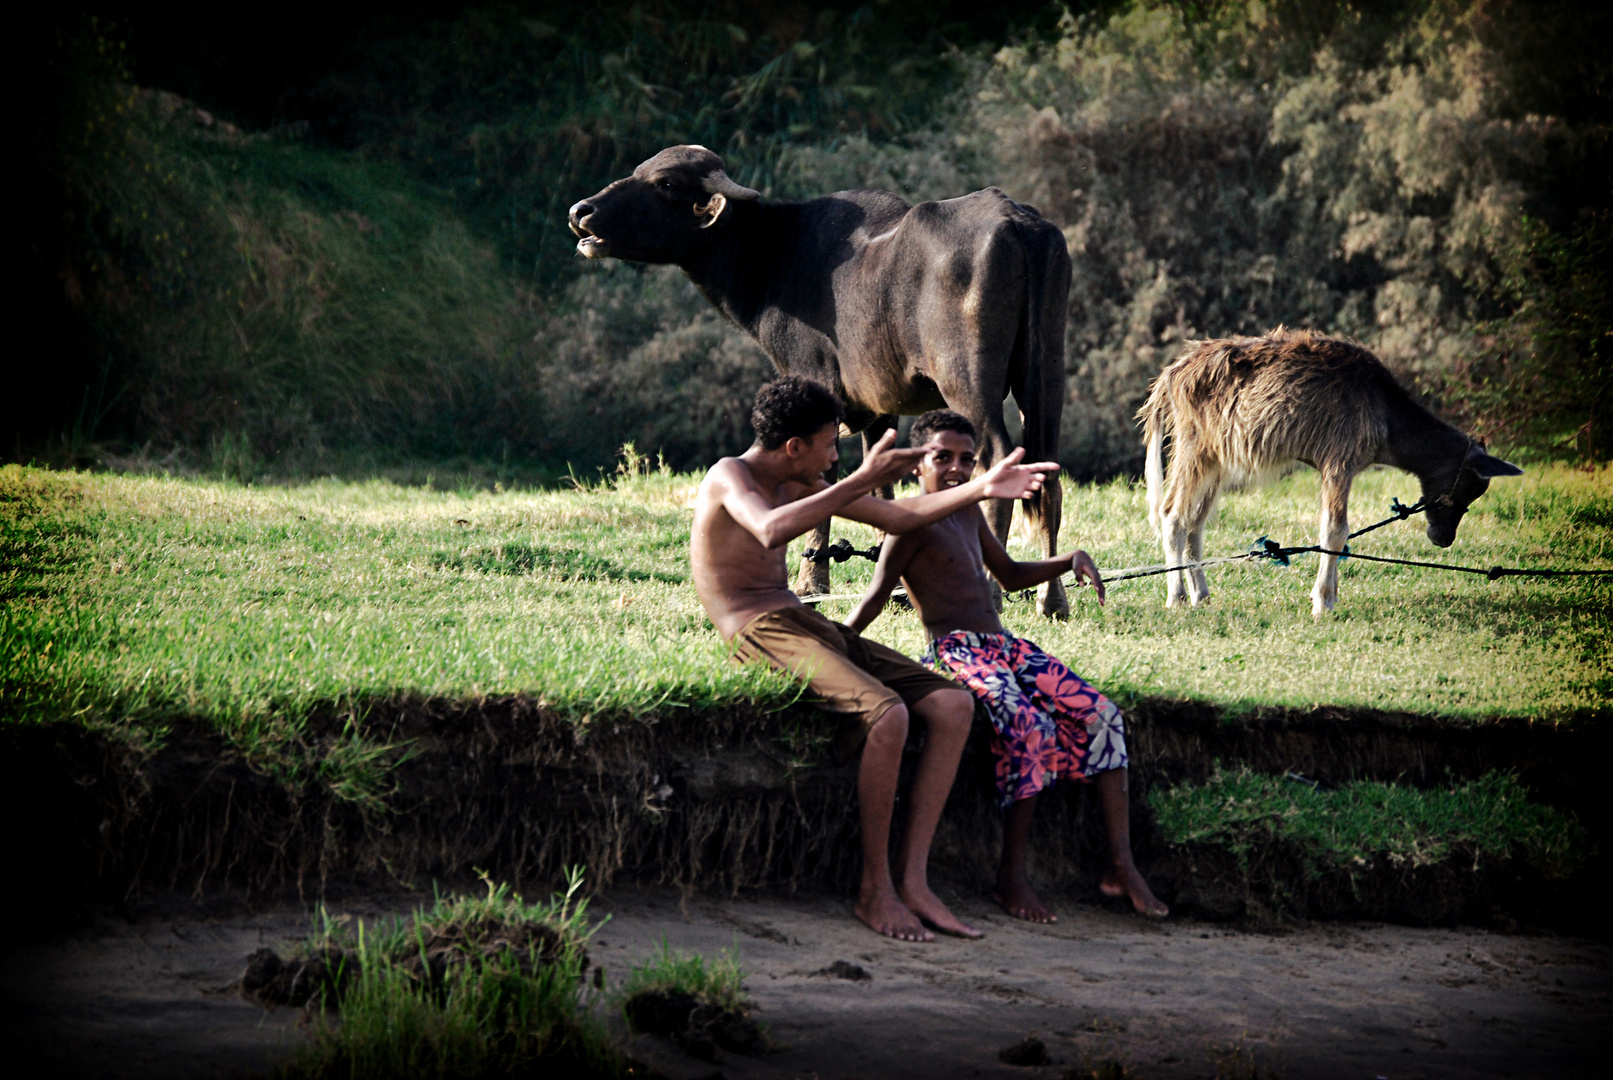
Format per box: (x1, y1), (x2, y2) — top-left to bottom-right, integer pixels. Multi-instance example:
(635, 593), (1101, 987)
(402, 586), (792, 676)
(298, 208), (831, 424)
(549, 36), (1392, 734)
(898, 882), (983, 939)
(1100, 864), (1169, 918)
(856, 886), (934, 942)
(992, 878), (1058, 923)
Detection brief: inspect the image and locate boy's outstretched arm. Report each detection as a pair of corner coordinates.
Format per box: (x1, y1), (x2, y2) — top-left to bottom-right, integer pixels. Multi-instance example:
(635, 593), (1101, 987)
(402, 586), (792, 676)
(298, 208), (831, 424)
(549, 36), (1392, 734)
(844, 534), (920, 633)
(978, 515), (1107, 604)
(840, 448), (1059, 535)
(717, 430), (935, 549)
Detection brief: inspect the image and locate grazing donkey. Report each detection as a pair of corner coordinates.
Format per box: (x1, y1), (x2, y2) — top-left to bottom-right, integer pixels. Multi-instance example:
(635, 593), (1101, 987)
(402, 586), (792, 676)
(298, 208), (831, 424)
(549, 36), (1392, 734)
(1138, 329), (1522, 615)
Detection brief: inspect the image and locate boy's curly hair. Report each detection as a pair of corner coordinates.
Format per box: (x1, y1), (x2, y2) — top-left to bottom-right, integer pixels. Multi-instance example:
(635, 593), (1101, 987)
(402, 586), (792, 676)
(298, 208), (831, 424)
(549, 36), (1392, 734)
(751, 376), (844, 450)
(910, 409), (977, 447)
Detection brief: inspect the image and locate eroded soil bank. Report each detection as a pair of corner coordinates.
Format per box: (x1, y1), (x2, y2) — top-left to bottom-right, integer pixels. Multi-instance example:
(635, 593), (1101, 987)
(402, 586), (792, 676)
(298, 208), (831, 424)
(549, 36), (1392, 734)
(4, 698), (1606, 935)
(4, 885), (1609, 1080)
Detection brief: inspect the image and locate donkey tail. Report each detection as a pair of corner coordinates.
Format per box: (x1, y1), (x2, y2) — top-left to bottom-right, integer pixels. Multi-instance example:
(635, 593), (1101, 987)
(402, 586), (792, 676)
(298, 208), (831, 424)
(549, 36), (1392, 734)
(1138, 370), (1173, 536)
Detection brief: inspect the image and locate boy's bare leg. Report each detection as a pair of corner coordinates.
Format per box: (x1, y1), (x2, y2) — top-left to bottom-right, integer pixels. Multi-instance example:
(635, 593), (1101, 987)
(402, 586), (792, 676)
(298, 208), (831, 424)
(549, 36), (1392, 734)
(994, 794), (1057, 923)
(895, 689), (982, 939)
(1094, 768), (1169, 917)
(855, 704), (932, 942)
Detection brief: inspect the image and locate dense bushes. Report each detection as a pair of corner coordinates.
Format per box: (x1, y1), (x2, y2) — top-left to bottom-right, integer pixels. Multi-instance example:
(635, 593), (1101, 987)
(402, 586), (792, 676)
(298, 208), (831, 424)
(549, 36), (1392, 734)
(48, 74), (544, 473)
(950, 0), (1610, 474)
(28, 2), (1611, 478)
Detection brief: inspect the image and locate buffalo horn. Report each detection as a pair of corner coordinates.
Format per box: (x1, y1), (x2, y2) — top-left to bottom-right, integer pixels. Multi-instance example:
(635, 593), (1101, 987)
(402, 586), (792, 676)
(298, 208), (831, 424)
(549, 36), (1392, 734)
(702, 169), (759, 201)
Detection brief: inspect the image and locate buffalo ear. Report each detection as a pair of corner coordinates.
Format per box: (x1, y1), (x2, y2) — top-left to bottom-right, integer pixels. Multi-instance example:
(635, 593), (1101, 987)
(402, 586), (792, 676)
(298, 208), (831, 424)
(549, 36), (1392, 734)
(695, 193), (728, 229)
(1465, 446), (1523, 478)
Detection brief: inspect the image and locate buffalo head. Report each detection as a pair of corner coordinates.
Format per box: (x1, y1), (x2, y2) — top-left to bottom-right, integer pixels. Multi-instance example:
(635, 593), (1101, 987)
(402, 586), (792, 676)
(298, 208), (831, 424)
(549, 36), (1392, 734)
(1422, 443), (1523, 548)
(568, 145), (759, 264)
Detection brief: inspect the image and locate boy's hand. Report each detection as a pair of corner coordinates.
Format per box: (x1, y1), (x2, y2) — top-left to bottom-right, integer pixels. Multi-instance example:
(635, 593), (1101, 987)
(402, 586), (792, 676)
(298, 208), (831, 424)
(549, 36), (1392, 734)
(979, 447), (1060, 500)
(1071, 550), (1106, 605)
(850, 429), (930, 491)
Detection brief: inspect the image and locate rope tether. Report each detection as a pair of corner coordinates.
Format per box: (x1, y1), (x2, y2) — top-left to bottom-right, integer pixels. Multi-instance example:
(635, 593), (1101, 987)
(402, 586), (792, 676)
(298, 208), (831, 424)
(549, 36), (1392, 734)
(802, 539), (882, 565)
(1007, 496), (1612, 599)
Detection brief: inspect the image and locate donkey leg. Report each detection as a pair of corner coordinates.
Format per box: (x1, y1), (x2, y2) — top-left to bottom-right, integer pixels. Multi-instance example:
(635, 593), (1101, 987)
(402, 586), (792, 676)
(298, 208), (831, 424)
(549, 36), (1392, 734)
(1186, 488), (1217, 607)
(1187, 521), (1211, 607)
(1310, 471), (1353, 616)
(1161, 508), (1190, 608)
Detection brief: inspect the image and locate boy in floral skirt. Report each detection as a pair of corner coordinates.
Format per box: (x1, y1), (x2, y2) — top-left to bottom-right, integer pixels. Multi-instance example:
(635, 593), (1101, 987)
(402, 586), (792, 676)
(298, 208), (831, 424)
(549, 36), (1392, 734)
(845, 410), (1167, 922)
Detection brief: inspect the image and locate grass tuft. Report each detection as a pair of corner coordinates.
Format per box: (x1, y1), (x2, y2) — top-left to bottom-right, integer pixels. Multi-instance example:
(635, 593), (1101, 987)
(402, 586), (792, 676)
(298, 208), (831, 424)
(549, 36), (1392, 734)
(619, 940), (749, 1018)
(282, 869), (626, 1080)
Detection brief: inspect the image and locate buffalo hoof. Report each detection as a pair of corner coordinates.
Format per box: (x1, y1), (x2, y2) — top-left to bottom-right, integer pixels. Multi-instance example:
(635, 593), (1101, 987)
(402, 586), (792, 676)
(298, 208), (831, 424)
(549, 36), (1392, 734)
(1039, 577), (1069, 620)
(794, 561), (831, 598)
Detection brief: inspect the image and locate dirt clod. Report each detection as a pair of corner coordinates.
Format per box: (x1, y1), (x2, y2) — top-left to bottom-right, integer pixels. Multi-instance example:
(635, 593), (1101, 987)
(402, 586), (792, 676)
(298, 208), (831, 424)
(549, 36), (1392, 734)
(239, 947), (354, 1008)
(817, 960), (870, 982)
(625, 990), (766, 1061)
(999, 1036), (1051, 1067)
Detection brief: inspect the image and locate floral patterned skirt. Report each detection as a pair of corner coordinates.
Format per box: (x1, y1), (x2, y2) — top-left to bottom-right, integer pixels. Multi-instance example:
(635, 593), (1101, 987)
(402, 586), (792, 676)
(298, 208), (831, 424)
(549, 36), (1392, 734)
(923, 629), (1129, 808)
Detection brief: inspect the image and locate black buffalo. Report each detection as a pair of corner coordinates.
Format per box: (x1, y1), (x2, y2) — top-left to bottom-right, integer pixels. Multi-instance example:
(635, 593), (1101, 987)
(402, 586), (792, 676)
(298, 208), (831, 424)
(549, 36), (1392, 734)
(568, 145), (1072, 616)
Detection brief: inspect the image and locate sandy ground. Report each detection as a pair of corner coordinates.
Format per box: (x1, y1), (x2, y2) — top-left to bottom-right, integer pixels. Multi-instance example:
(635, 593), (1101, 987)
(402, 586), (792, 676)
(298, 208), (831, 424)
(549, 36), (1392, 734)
(4, 885), (1609, 1080)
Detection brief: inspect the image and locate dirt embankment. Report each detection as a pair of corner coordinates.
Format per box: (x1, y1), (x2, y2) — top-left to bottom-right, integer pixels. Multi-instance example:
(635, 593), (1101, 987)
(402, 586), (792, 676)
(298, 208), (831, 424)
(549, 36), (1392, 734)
(3, 699), (1605, 935)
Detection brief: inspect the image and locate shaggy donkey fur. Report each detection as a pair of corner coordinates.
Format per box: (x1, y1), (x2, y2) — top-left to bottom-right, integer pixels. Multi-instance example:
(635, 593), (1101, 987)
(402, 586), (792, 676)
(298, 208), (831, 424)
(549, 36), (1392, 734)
(1138, 329), (1521, 615)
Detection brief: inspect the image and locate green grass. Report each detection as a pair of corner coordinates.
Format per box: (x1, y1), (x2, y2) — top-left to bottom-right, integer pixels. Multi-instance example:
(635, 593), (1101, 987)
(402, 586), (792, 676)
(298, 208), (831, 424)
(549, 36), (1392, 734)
(1149, 769), (1590, 880)
(283, 870), (625, 1080)
(804, 461), (1612, 720)
(619, 941), (749, 1018)
(2, 459), (1608, 800)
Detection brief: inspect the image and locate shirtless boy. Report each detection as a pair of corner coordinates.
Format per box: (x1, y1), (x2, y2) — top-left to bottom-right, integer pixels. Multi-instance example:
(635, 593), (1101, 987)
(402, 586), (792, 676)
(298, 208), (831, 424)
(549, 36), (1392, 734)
(693, 378), (1058, 942)
(846, 409), (1168, 922)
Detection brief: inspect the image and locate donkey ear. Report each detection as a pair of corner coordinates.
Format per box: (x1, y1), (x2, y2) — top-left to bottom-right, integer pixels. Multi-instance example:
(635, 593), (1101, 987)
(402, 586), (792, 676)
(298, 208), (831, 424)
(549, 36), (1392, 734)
(1465, 445), (1523, 478)
(694, 193), (728, 229)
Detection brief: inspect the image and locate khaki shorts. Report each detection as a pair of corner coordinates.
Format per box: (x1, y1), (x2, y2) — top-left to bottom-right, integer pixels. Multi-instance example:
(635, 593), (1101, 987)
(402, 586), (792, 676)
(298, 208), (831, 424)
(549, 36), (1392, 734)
(733, 605), (958, 763)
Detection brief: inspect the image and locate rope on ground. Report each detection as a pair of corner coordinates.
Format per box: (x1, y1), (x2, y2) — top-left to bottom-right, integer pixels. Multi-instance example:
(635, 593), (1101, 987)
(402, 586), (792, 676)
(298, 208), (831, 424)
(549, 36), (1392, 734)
(798, 586), (907, 604)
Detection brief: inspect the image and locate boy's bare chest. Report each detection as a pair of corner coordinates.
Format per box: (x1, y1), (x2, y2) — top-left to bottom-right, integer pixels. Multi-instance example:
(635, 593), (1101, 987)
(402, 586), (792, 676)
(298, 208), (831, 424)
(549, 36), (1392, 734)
(912, 519), (987, 581)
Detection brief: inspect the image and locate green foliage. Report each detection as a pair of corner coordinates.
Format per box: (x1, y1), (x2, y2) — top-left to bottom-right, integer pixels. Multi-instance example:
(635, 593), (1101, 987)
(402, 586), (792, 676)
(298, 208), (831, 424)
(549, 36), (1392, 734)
(302, 2), (995, 281)
(59, 95), (542, 470)
(1448, 212), (1612, 458)
(33, 3), (1610, 476)
(285, 869), (626, 1080)
(957, 0), (1611, 476)
(534, 262), (775, 471)
(620, 939), (749, 1017)
(1149, 767), (1591, 880)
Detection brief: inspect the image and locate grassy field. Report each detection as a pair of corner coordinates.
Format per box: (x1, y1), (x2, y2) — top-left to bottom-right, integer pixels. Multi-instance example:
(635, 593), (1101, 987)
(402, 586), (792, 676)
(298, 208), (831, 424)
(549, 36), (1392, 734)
(3, 458), (1609, 786)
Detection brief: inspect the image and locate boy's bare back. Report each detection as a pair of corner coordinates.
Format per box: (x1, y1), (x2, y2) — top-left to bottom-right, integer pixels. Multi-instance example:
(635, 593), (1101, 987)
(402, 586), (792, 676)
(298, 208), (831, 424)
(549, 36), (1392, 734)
(691, 457), (818, 640)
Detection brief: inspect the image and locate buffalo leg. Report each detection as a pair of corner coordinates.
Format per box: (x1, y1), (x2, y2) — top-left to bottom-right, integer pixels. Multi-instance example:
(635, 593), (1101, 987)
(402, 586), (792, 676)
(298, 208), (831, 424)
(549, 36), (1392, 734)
(1311, 469), (1353, 616)
(971, 406), (1016, 612)
(863, 415), (900, 505)
(793, 456), (836, 598)
(862, 416), (911, 608)
(1036, 475), (1068, 619)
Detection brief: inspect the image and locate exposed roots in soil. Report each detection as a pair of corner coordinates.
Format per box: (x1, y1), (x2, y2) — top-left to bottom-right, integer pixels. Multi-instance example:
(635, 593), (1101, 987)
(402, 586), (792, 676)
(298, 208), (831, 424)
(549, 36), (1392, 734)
(4, 695), (1604, 934)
